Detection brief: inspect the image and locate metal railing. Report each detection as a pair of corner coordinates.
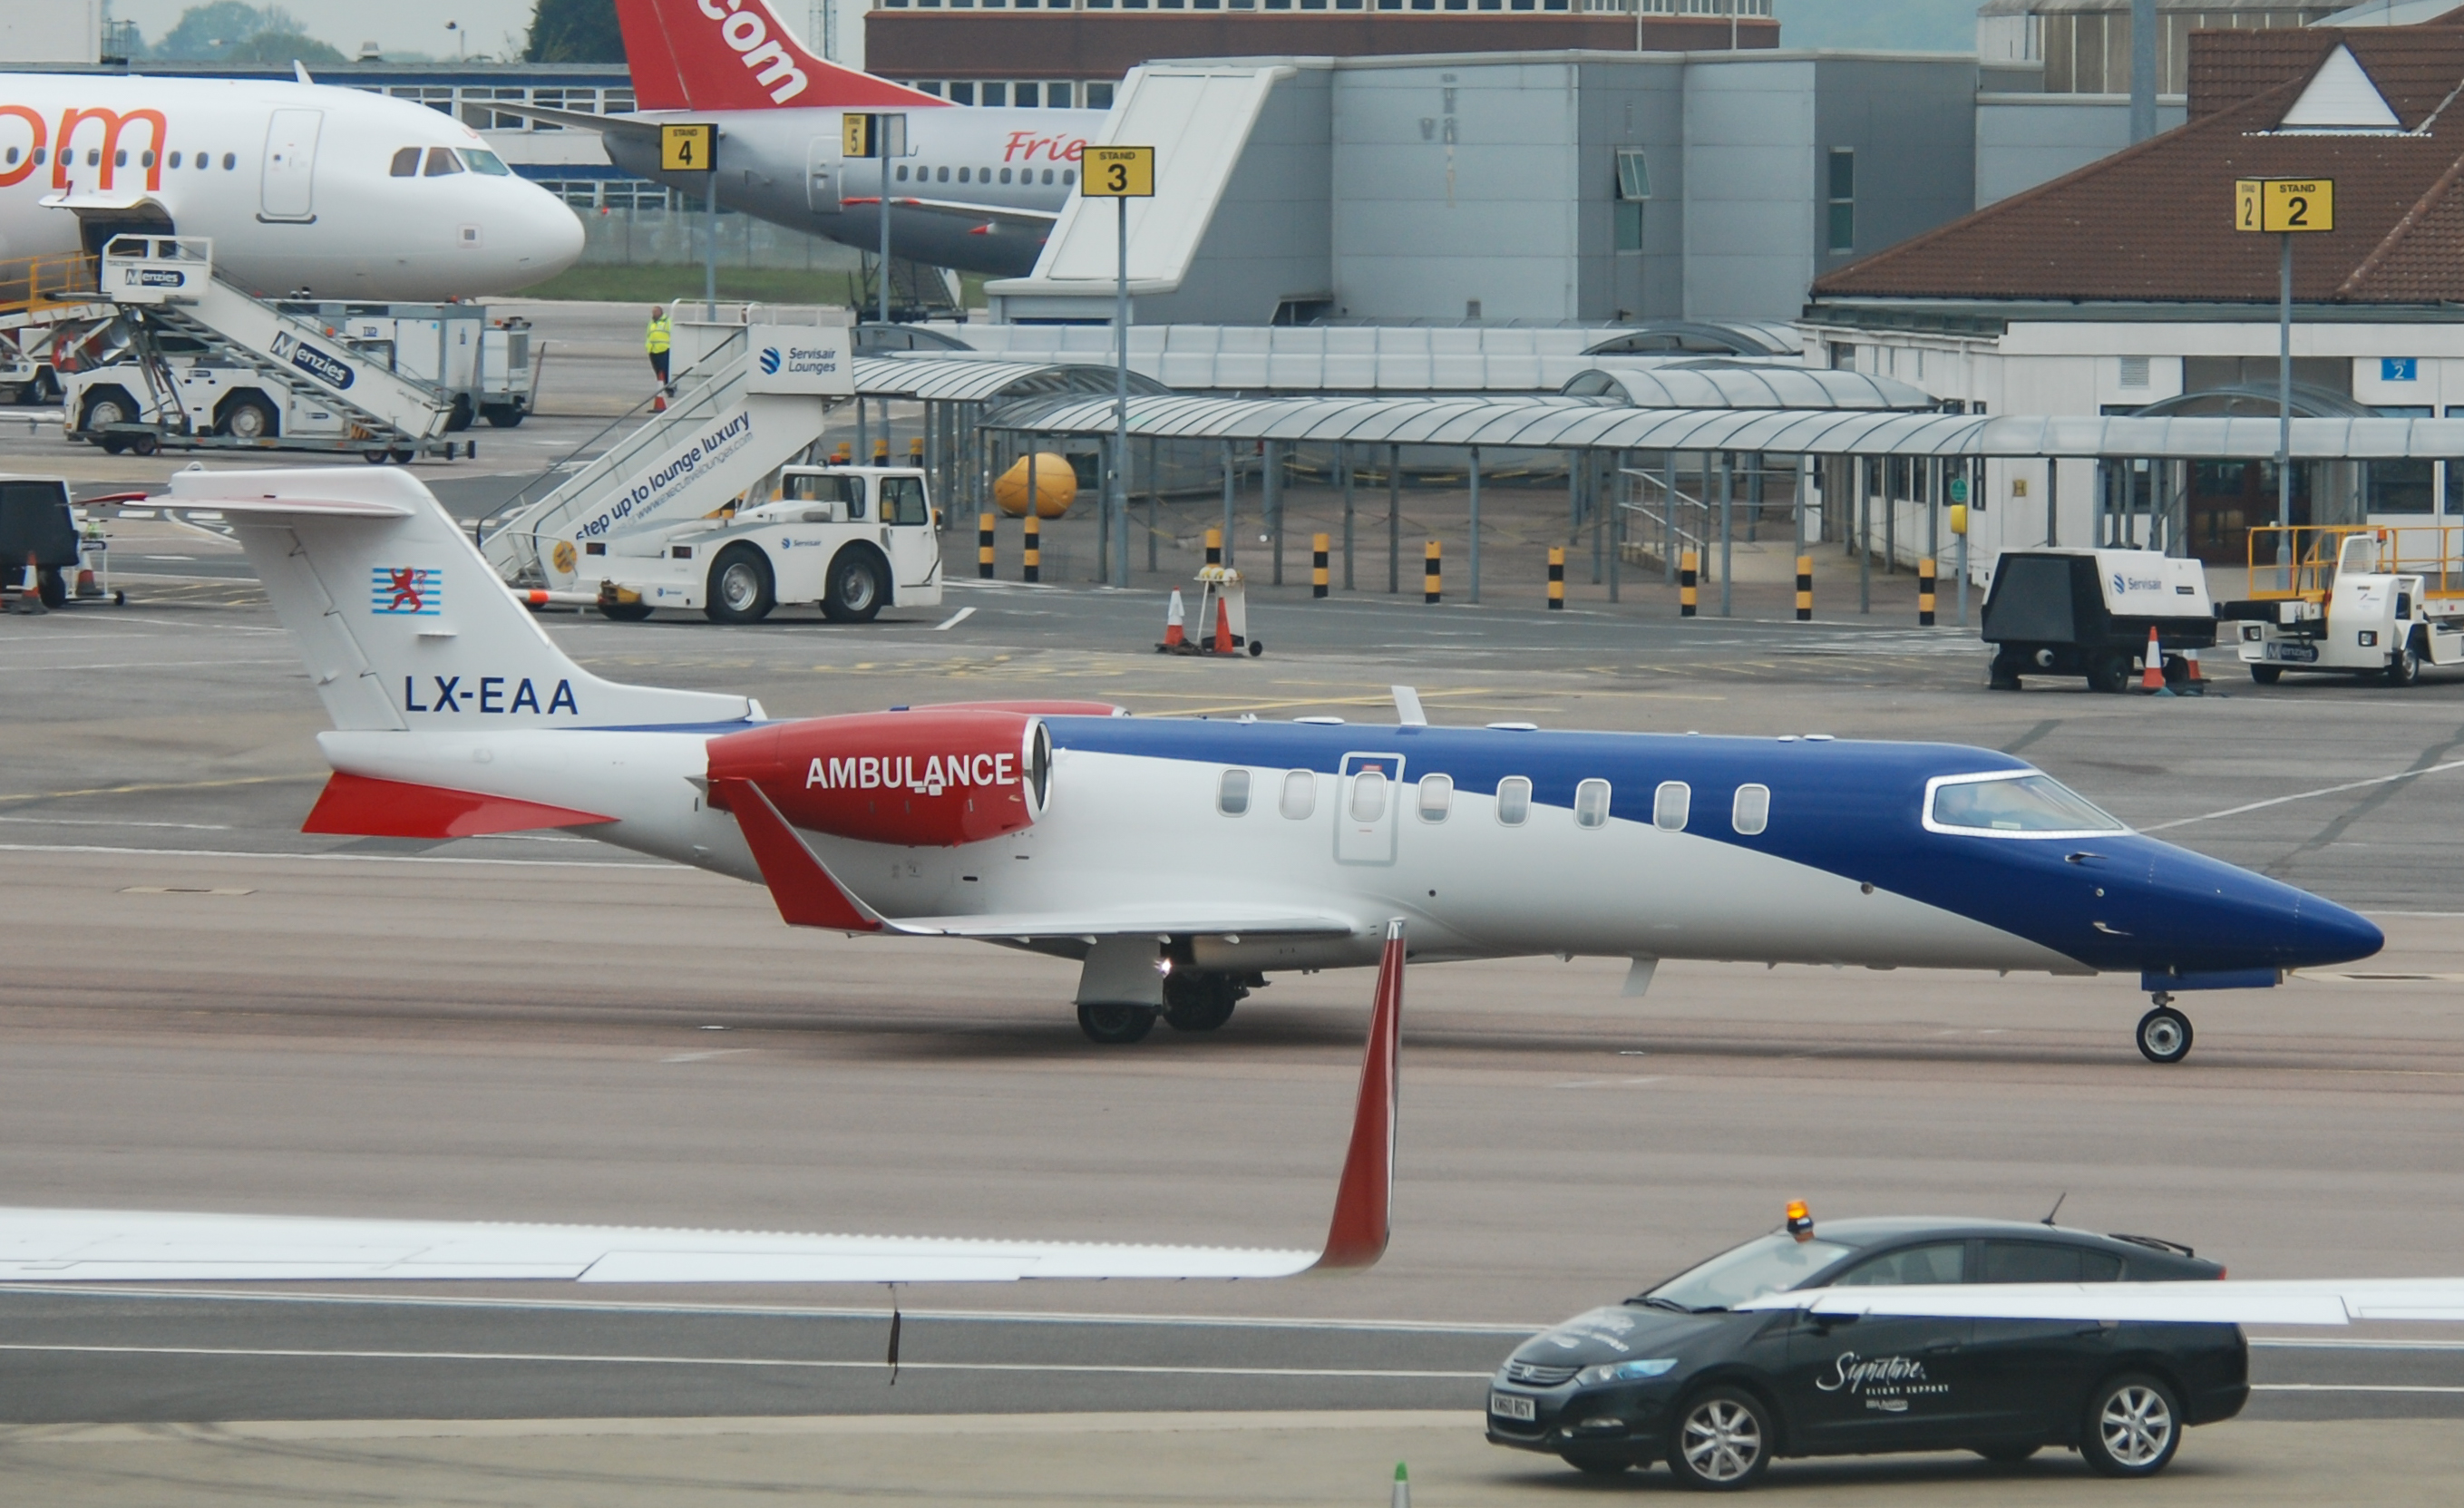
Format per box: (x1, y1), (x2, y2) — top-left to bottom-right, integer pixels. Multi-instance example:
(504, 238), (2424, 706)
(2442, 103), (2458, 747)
(2247, 524), (2464, 602)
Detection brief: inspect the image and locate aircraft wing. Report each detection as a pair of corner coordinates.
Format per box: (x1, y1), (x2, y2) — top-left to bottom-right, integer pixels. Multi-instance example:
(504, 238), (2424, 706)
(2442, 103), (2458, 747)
(482, 102), (664, 148)
(0, 920), (1406, 1284)
(1736, 1279), (2464, 1328)
(713, 777), (1359, 939)
(841, 195), (1061, 235)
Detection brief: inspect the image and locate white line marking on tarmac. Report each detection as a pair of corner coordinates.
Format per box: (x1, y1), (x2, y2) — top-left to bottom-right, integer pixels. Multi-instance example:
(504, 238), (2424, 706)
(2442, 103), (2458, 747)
(0, 816), (232, 831)
(2144, 758), (2464, 832)
(0, 842), (659, 870)
(0, 1344), (1490, 1380)
(1, 1410), (1487, 1446)
(0, 658), (293, 673)
(0, 1284), (1548, 1332)
(660, 1049), (751, 1064)
(2253, 1384), (2464, 1394)
(933, 607), (976, 631)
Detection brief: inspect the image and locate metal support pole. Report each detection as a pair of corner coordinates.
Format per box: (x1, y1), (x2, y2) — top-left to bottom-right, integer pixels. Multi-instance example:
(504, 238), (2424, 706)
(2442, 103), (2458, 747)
(1718, 451), (1733, 618)
(1388, 443), (1401, 594)
(2047, 457), (2060, 549)
(2277, 229), (2294, 579)
(1591, 454), (1605, 585)
(875, 164), (890, 326)
(1467, 445), (1482, 605)
(1927, 457), (1941, 569)
(1221, 441), (1235, 569)
(1608, 452), (1622, 604)
(2129, 0), (2157, 144)
(1341, 444), (1355, 591)
(1110, 195), (1130, 589)
(1857, 457), (1872, 614)
(1267, 440), (1283, 587)
(1884, 458), (1897, 575)
(1146, 436), (1159, 575)
(707, 166), (720, 316)
(1663, 452), (1679, 584)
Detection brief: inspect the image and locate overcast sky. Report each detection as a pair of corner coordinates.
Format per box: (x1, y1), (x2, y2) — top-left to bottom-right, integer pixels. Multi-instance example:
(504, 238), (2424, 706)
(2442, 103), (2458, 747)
(108, 1), (541, 61)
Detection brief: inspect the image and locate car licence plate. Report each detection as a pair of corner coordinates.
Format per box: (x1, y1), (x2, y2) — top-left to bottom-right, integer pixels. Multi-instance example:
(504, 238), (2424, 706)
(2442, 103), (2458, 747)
(1490, 1391), (1536, 1421)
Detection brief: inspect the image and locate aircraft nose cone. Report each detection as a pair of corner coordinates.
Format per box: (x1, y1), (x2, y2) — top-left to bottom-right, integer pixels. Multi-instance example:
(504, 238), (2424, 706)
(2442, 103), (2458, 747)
(2294, 895), (2383, 968)
(526, 199), (586, 278)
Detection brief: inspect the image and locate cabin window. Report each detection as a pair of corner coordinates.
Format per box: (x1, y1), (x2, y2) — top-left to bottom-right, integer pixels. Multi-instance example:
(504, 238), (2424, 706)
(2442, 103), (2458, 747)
(1733, 784), (1770, 836)
(85, 148), (98, 166)
(1062, 168), (1076, 185)
(424, 148), (464, 176)
(222, 152), (236, 170)
(389, 147), (419, 177)
(1573, 778), (1610, 830)
(1495, 776), (1531, 826)
(1416, 773), (1452, 822)
(165, 151), (180, 168)
(897, 165), (910, 180)
(4, 148), (15, 165)
(999, 168), (1012, 183)
(958, 167), (970, 183)
(938, 166), (950, 182)
(113, 150), (125, 167)
(1042, 168), (1055, 184)
(1217, 768), (1250, 816)
(1280, 769), (1316, 820)
(28, 148), (41, 166)
(1349, 768), (1388, 822)
(1653, 780), (1690, 832)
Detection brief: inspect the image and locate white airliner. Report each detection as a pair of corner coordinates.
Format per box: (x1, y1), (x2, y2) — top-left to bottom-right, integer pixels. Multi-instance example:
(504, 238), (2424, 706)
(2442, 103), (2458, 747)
(0, 73), (586, 297)
(505, 0), (1102, 278)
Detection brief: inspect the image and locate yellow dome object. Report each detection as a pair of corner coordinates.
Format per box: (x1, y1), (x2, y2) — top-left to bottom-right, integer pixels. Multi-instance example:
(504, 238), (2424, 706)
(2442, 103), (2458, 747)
(994, 452), (1077, 519)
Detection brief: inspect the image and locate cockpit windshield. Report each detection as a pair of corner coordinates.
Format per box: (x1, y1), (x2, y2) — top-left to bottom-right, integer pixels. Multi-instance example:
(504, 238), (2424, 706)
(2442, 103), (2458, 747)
(1929, 773), (2125, 835)
(1634, 1232), (1858, 1312)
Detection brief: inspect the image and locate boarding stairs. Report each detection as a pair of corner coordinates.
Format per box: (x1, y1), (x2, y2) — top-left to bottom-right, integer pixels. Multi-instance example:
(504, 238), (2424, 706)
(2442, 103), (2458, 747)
(0, 250), (116, 392)
(481, 306), (852, 589)
(92, 238), (457, 453)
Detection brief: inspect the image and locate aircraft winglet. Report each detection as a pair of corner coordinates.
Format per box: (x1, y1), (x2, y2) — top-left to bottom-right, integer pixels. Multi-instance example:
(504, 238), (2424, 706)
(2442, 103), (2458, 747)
(1315, 919), (1405, 1270)
(711, 777), (884, 933)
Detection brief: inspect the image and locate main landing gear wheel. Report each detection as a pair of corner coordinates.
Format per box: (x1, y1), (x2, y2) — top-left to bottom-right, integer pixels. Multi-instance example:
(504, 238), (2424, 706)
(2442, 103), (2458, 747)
(2137, 999), (2193, 1065)
(1076, 1001), (1156, 1045)
(1162, 971), (1239, 1032)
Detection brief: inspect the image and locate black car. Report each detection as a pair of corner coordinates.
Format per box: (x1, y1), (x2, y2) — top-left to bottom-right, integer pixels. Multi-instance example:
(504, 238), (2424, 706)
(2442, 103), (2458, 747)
(1486, 1213), (2246, 1490)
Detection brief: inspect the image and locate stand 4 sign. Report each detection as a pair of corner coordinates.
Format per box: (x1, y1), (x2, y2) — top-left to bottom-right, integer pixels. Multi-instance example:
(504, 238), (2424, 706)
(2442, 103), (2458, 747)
(660, 123), (716, 173)
(2235, 178), (2333, 233)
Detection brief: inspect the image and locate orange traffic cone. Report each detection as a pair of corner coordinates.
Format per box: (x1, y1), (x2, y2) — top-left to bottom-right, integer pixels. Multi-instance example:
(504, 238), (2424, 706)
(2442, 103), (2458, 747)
(14, 551), (44, 615)
(2141, 626), (2172, 696)
(2182, 646), (2206, 696)
(1162, 589), (1185, 648)
(1213, 593), (1235, 655)
(652, 392), (667, 413)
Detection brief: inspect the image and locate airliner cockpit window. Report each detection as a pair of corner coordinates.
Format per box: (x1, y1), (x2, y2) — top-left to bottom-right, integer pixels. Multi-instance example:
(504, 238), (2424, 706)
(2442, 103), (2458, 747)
(424, 148), (464, 177)
(389, 148), (419, 177)
(464, 149), (512, 176)
(1930, 773), (2125, 834)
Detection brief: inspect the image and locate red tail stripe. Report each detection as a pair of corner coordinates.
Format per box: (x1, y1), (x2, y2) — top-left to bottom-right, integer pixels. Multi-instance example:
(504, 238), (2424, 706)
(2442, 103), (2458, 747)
(301, 772), (613, 840)
(613, 0), (949, 113)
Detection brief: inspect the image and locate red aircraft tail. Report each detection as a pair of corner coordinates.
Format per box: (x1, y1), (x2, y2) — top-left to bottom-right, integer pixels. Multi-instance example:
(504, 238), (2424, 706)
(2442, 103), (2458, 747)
(614, 0), (947, 112)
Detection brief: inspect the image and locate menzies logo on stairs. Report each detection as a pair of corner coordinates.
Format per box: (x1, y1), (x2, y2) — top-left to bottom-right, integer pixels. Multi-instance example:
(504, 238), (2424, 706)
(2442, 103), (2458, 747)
(268, 331), (356, 390)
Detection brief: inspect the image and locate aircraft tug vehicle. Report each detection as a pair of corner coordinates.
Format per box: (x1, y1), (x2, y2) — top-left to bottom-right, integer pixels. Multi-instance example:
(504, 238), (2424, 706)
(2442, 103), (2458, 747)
(2225, 525), (2464, 686)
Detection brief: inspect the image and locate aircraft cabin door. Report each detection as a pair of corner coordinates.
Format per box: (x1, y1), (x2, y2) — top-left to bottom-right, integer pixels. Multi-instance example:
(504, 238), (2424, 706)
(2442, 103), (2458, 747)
(807, 136), (842, 214)
(1335, 754), (1403, 866)
(260, 109), (323, 221)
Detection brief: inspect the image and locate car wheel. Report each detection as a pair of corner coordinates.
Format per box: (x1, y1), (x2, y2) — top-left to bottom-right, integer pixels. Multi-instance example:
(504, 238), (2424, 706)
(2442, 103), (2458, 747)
(1076, 1002), (1155, 1046)
(1667, 1386), (1771, 1492)
(1560, 1452), (1632, 1477)
(2081, 1373), (2181, 1479)
(822, 547), (889, 624)
(219, 394), (278, 441)
(1972, 1442), (2040, 1465)
(598, 600), (655, 623)
(81, 389), (132, 433)
(1989, 650), (2024, 691)
(705, 545), (774, 625)
(2251, 664), (2283, 686)
(2136, 1006), (2193, 1065)
(37, 567), (68, 608)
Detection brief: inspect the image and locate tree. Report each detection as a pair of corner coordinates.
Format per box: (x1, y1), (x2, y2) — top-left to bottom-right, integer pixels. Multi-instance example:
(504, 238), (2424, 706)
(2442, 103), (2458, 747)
(224, 30), (347, 65)
(526, 0), (624, 63)
(154, 1), (271, 60)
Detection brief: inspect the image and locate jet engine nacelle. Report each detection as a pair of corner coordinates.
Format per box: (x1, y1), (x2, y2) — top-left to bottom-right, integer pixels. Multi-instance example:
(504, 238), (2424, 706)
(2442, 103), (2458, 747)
(706, 708), (1050, 847)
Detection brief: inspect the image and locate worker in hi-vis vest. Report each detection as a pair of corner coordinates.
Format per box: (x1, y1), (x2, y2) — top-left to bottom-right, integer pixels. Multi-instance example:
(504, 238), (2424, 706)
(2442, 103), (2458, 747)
(646, 306), (672, 400)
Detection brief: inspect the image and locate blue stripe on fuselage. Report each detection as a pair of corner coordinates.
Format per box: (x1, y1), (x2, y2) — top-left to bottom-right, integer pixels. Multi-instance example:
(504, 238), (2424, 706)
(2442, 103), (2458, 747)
(1040, 718), (2377, 977)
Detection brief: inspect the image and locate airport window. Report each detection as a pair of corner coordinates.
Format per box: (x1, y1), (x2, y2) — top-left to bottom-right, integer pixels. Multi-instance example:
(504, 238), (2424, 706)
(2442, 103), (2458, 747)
(983, 83), (1008, 107)
(1495, 776), (1531, 826)
(1653, 780), (1690, 832)
(1086, 84), (1114, 111)
(1349, 769), (1388, 822)
(425, 148), (464, 177)
(1016, 83), (1038, 106)
(950, 82), (975, 105)
(1732, 783), (1769, 836)
(1280, 769), (1316, 820)
(1218, 769), (1251, 816)
(1615, 148), (1649, 200)
(1826, 149), (1854, 253)
(1047, 83), (1071, 106)
(1417, 773), (1452, 822)
(1573, 778), (1610, 830)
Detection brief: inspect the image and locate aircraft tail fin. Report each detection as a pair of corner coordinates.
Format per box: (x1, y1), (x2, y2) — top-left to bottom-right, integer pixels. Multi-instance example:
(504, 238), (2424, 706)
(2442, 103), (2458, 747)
(179, 467), (755, 733)
(614, 0), (946, 112)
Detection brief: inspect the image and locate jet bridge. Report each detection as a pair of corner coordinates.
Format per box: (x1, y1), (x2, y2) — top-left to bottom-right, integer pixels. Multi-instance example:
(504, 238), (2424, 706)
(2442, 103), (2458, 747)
(54, 238), (468, 460)
(482, 306), (858, 589)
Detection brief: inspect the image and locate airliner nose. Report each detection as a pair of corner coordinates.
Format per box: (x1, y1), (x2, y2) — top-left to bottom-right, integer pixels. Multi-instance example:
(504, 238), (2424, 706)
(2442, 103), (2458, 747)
(518, 196), (586, 282)
(2294, 894), (2383, 968)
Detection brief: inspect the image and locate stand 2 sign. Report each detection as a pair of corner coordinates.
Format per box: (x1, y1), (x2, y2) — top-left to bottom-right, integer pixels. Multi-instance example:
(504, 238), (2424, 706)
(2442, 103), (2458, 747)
(2235, 178), (2333, 233)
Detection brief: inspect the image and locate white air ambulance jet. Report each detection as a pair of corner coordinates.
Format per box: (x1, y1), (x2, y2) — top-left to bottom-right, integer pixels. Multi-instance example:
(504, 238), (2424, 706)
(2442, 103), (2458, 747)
(0, 71), (585, 297)
(156, 466), (2385, 1069)
(504, 0), (1101, 278)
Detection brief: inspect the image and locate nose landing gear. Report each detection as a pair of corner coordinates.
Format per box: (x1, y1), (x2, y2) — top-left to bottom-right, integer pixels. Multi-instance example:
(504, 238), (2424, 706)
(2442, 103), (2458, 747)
(2136, 994), (2194, 1065)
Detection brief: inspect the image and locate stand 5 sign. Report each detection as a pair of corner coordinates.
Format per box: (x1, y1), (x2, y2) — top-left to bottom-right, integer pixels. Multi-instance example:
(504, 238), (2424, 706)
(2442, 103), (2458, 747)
(2235, 178), (2333, 233)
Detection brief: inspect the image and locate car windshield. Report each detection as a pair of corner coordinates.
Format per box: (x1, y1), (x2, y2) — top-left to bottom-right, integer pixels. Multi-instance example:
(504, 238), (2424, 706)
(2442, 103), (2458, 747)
(1635, 1232), (1858, 1312)
(1931, 773), (2124, 834)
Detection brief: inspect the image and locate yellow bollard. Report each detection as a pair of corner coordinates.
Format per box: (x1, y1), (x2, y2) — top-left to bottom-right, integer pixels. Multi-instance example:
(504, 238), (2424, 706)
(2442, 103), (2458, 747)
(1680, 550), (1698, 618)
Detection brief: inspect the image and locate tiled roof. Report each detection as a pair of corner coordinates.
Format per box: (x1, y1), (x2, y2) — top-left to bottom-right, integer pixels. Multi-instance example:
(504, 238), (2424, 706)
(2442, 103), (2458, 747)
(1813, 20), (2464, 306)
